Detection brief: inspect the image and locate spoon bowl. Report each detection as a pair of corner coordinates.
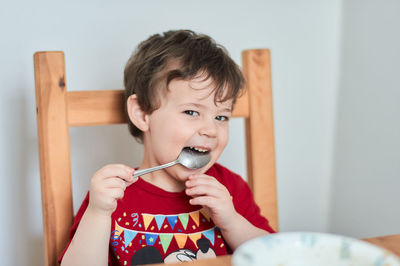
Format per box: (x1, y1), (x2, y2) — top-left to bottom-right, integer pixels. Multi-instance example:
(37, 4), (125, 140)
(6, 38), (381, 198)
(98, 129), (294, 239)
(133, 148), (211, 178)
(177, 148), (211, 169)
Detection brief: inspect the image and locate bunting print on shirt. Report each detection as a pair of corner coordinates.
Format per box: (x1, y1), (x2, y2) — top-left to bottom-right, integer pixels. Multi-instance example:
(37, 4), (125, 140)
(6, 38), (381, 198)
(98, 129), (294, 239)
(110, 208), (228, 265)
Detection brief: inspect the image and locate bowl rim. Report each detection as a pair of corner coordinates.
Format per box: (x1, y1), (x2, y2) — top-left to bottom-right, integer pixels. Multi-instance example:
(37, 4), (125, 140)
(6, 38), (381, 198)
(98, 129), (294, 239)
(233, 231), (400, 264)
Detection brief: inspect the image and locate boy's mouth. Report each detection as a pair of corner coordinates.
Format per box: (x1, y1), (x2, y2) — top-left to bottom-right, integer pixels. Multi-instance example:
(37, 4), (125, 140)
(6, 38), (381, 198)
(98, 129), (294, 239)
(182, 146), (211, 155)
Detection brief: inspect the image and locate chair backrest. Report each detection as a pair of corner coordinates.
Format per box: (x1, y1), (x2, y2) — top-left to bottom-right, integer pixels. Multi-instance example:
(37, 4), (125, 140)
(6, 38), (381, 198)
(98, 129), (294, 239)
(34, 49), (277, 266)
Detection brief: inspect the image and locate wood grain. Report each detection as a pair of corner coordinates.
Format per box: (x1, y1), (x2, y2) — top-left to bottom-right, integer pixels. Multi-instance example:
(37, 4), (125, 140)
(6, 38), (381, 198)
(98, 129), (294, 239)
(66, 87), (249, 127)
(34, 51), (74, 266)
(67, 90), (126, 126)
(364, 234), (400, 257)
(242, 49), (278, 232)
(232, 86), (249, 118)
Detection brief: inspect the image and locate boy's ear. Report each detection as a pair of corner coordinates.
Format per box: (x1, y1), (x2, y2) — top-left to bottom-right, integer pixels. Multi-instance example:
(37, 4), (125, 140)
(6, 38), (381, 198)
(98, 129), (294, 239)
(126, 94), (150, 132)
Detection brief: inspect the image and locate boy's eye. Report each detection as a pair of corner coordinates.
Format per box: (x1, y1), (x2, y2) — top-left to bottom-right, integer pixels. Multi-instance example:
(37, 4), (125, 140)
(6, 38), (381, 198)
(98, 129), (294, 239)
(184, 110), (199, 116)
(216, 115), (229, 121)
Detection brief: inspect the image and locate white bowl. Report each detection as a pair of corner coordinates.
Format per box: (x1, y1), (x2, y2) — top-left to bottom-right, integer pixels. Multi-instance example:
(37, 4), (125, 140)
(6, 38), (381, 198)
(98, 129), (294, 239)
(233, 232), (400, 266)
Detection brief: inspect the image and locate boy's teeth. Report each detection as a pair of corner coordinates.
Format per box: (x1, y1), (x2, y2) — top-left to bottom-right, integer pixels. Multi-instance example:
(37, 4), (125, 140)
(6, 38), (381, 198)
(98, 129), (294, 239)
(191, 147), (208, 152)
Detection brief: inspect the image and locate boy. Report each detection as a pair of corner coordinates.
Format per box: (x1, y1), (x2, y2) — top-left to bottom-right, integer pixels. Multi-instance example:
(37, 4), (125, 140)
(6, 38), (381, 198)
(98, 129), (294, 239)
(60, 30), (274, 266)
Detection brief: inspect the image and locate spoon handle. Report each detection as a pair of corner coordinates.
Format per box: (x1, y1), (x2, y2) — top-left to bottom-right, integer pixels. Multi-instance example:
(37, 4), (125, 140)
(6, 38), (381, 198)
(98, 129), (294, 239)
(133, 160), (179, 178)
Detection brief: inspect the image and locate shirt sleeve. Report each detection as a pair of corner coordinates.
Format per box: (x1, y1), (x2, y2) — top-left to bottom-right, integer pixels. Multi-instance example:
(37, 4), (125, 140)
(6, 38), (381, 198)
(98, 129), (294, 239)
(211, 163), (276, 234)
(230, 174), (275, 233)
(57, 192), (116, 265)
(57, 192), (90, 264)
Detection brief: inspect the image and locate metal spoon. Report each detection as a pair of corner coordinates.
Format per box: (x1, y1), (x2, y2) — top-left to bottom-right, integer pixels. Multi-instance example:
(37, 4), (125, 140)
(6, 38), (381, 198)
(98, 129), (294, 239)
(133, 148), (211, 177)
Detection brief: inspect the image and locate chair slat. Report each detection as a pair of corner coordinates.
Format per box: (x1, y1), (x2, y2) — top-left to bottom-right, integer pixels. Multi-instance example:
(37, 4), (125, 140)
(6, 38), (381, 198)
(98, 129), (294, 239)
(34, 51), (74, 266)
(67, 90), (126, 126)
(66, 89), (249, 127)
(242, 49), (278, 232)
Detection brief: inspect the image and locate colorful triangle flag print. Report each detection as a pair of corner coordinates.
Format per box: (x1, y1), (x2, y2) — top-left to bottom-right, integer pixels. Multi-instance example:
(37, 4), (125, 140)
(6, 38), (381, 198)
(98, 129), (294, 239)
(124, 229), (137, 248)
(190, 211), (200, 227)
(178, 214), (189, 230)
(202, 228), (215, 246)
(159, 234), (173, 253)
(200, 209), (211, 221)
(142, 214), (154, 230)
(174, 234), (188, 249)
(154, 215), (165, 230)
(114, 222), (124, 238)
(189, 233), (202, 248)
(167, 216), (178, 230)
(145, 233), (158, 246)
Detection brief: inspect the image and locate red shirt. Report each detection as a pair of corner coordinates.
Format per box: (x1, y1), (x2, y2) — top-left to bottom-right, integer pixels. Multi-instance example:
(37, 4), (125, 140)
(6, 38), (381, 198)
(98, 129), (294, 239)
(59, 163), (274, 265)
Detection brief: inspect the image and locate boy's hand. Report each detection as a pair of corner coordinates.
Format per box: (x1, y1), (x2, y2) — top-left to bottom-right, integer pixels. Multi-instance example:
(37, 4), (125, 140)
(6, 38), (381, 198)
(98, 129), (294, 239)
(185, 174), (238, 230)
(88, 164), (137, 217)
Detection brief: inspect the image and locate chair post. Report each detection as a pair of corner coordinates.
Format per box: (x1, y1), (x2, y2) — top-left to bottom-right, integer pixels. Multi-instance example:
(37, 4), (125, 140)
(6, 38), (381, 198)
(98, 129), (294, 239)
(34, 51), (74, 266)
(242, 49), (278, 232)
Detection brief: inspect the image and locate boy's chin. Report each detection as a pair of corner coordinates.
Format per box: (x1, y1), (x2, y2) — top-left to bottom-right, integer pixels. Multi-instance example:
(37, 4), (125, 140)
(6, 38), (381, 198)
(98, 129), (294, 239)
(181, 168), (208, 179)
(174, 166), (202, 180)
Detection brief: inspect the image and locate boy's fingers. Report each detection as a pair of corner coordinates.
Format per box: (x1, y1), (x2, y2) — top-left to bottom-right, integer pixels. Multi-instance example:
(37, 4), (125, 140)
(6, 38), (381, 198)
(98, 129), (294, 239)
(103, 177), (127, 190)
(107, 187), (125, 200)
(125, 176), (139, 187)
(186, 175), (221, 188)
(98, 164), (135, 182)
(115, 174), (134, 183)
(188, 173), (213, 180)
(185, 184), (222, 197)
(189, 196), (215, 207)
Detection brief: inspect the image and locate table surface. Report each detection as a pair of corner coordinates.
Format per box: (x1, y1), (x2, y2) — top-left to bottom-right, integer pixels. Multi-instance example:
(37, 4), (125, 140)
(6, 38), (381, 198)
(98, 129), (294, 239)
(153, 234), (400, 266)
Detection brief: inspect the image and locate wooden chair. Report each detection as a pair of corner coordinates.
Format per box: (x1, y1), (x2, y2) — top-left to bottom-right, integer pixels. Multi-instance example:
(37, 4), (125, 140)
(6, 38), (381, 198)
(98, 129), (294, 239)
(34, 49), (277, 266)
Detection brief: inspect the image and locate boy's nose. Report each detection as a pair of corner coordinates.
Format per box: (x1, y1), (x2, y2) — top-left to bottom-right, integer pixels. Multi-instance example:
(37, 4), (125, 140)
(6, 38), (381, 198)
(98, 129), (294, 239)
(198, 119), (217, 138)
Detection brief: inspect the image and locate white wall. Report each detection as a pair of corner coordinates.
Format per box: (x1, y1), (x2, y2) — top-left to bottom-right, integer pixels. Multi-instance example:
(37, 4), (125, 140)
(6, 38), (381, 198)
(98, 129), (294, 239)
(0, 0), (372, 264)
(329, 0), (400, 238)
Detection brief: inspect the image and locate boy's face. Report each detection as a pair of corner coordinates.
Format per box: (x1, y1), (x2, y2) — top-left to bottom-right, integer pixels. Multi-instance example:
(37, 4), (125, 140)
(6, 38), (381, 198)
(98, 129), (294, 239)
(141, 75), (232, 183)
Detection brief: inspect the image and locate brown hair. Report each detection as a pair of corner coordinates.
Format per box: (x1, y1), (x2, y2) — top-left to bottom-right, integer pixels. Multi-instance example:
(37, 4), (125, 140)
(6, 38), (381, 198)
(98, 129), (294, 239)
(124, 30), (245, 141)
